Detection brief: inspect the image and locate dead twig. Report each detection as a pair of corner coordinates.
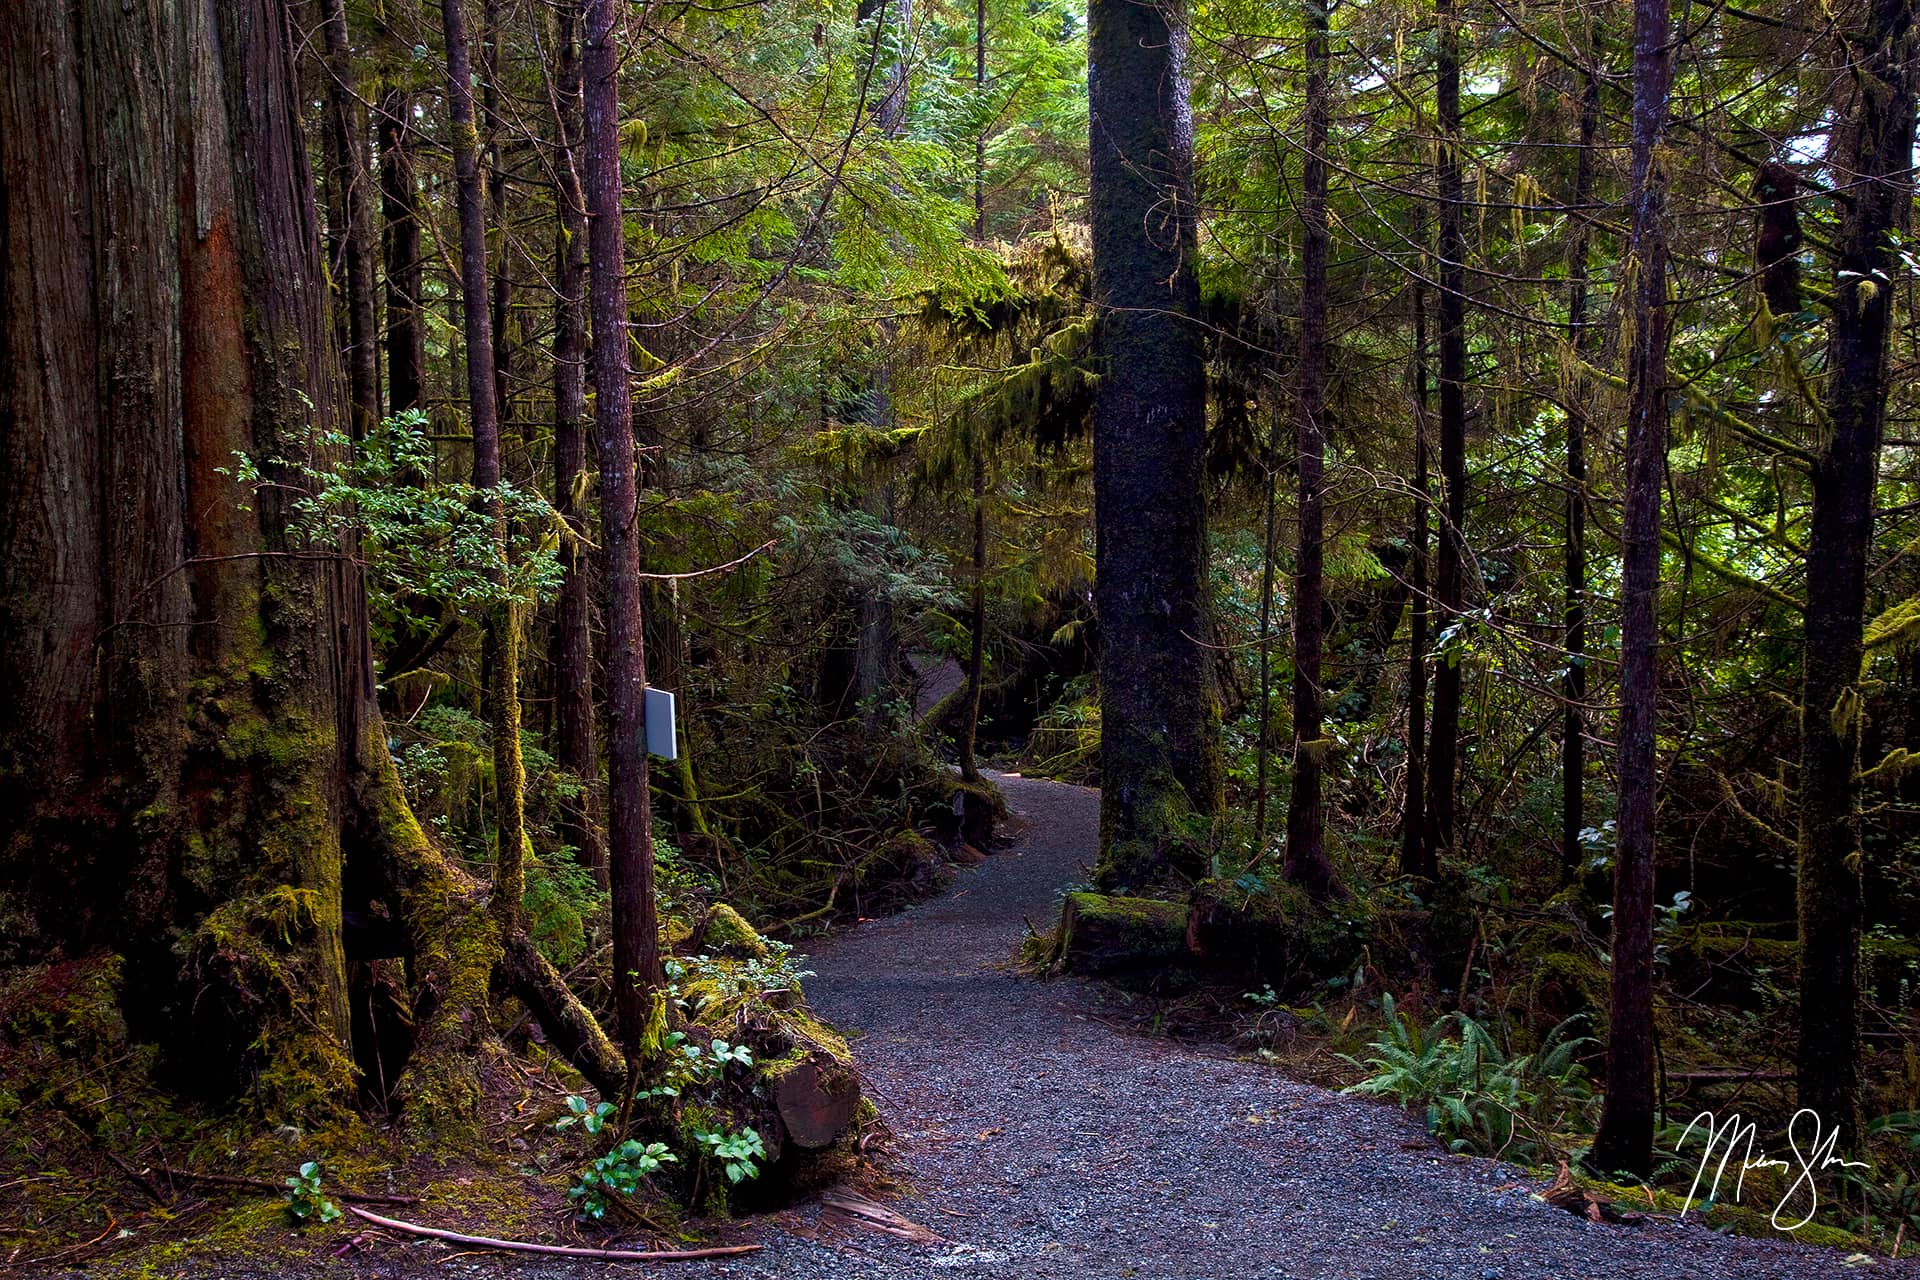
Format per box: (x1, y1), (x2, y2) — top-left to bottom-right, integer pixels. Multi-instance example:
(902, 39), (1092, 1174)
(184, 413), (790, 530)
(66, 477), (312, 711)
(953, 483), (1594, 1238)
(345, 1207), (763, 1262)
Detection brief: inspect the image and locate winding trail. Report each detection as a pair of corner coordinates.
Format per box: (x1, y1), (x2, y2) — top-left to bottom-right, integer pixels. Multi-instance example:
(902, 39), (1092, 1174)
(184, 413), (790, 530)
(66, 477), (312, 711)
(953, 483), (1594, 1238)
(689, 771), (1890, 1279)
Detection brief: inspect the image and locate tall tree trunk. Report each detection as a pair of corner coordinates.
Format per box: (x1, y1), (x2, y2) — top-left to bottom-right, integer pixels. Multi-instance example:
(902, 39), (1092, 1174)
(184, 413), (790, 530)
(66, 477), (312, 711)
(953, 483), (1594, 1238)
(482, 0), (515, 435)
(1255, 400), (1282, 850)
(1423, 0), (1468, 867)
(1591, 0), (1673, 1178)
(1087, 0), (1222, 890)
(317, 0), (379, 432)
(0, 0), (499, 1120)
(1401, 250), (1432, 877)
(1561, 72), (1600, 886)
(1798, 0), (1918, 1145)
(550, 0), (605, 882)
(378, 87), (426, 414)
(585, 0), (664, 1055)
(1285, 0), (1334, 898)
(442, 0), (526, 933)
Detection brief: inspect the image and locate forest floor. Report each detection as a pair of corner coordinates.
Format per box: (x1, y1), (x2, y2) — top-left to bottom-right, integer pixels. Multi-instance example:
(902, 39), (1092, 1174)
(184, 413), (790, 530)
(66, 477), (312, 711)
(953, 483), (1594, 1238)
(37, 767), (1898, 1280)
(231, 770), (1905, 1280)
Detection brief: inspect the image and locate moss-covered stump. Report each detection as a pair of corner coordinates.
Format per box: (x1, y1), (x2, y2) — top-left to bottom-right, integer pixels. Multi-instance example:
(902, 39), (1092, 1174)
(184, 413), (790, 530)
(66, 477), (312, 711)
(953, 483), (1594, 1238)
(948, 776), (1007, 848)
(1051, 892), (1188, 978)
(857, 830), (953, 906)
(1184, 878), (1366, 989)
(696, 903), (772, 960)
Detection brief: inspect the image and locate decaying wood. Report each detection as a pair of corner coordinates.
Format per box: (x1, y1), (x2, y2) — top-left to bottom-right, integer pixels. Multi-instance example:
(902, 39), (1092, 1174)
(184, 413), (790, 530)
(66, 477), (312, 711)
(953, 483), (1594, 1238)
(345, 1207), (762, 1261)
(818, 1189), (943, 1243)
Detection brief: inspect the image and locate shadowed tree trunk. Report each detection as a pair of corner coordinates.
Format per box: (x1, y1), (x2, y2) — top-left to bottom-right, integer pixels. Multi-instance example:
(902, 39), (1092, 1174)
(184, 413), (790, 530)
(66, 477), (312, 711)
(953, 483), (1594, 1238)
(1591, 0), (1673, 1179)
(379, 86), (426, 414)
(957, 0), (990, 784)
(0, 0), (509, 1120)
(442, 0), (527, 933)
(1087, 0), (1223, 890)
(585, 0), (664, 1055)
(1401, 242), (1432, 878)
(1423, 0), (1468, 869)
(1561, 71), (1600, 886)
(550, 0), (606, 883)
(317, 0), (379, 432)
(1797, 0), (1918, 1145)
(1285, 0), (1334, 898)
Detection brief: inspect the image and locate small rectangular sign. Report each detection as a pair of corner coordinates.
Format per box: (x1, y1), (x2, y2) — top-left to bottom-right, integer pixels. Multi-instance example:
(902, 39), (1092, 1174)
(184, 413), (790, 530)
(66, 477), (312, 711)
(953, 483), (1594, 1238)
(644, 687), (677, 761)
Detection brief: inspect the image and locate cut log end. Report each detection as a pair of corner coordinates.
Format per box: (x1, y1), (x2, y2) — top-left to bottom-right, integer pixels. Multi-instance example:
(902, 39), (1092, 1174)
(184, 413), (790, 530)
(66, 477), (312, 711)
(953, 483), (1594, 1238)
(772, 1054), (860, 1149)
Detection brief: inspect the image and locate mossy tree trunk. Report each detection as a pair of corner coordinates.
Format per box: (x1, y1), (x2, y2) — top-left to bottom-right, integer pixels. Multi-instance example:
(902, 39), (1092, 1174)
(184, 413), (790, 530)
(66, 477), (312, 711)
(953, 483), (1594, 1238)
(0, 0), (499, 1121)
(1086, 0), (1223, 890)
(1797, 0), (1917, 1146)
(1591, 0), (1673, 1179)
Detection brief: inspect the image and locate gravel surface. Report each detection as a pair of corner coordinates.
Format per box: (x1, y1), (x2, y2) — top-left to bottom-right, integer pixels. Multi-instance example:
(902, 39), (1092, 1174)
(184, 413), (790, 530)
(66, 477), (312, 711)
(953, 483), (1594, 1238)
(661, 771), (1896, 1280)
(116, 771), (1903, 1278)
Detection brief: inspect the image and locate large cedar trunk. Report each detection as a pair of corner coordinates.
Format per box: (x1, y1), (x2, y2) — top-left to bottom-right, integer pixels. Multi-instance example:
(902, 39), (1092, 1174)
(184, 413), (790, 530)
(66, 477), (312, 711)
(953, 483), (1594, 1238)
(1592, 0), (1673, 1178)
(1087, 0), (1223, 890)
(1797, 0), (1918, 1144)
(0, 0), (492, 1119)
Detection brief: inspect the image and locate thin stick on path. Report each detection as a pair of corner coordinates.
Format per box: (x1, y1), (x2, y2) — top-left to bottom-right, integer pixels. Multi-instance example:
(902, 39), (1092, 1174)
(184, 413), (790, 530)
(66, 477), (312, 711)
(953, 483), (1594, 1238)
(345, 1206), (763, 1262)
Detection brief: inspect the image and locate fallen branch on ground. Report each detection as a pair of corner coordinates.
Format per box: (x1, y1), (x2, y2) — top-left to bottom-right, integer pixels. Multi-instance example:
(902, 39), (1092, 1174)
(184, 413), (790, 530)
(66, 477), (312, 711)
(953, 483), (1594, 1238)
(345, 1207), (763, 1262)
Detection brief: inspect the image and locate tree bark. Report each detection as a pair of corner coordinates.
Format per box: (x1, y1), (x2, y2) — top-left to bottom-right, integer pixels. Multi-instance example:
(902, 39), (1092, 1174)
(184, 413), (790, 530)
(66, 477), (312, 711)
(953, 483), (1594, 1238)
(1087, 0), (1222, 890)
(442, 0), (527, 933)
(0, 0), (492, 1122)
(1285, 0), (1334, 898)
(551, 0), (606, 882)
(1423, 0), (1469, 867)
(1400, 238), (1432, 878)
(959, 454), (989, 783)
(585, 0), (664, 1055)
(378, 87), (426, 414)
(1561, 71), (1600, 886)
(317, 0), (380, 432)
(1797, 0), (1918, 1146)
(1591, 0), (1673, 1179)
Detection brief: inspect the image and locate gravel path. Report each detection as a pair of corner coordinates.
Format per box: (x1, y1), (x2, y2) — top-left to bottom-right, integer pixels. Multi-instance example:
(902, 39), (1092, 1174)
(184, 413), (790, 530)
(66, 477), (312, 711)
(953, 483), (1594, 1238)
(667, 771), (1895, 1280)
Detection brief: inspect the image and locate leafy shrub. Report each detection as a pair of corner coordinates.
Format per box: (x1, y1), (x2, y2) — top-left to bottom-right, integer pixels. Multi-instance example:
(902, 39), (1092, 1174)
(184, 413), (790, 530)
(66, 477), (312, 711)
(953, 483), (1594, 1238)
(283, 1161), (340, 1225)
(694, 1126), (767, 1185)
(569, 1140), (678, 1220)
(1343, 994), (1594, 1165)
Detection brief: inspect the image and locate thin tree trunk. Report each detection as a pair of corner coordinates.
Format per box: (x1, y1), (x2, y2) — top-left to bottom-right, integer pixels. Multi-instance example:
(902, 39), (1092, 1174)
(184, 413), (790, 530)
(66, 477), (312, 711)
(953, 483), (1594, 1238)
(317, 0), (379, 431)
(959, 454), (988, 783)
(1591, 0), (1673, 1178)
(482, 0), (514, 434)
(1284, 0), (1334, 898)
(379, 88), (426, 415)
(1401, 248), (1432, 877)
(442, 0), (526, 933)
(1797, 0), (1918, 1146)
(551, 0), (605, 883)
(1423, 0), (1468, 866)
(1255, 400), (1281, 850)
(585, 0), (663, 1055)
(1561, 72), (1599, 886)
